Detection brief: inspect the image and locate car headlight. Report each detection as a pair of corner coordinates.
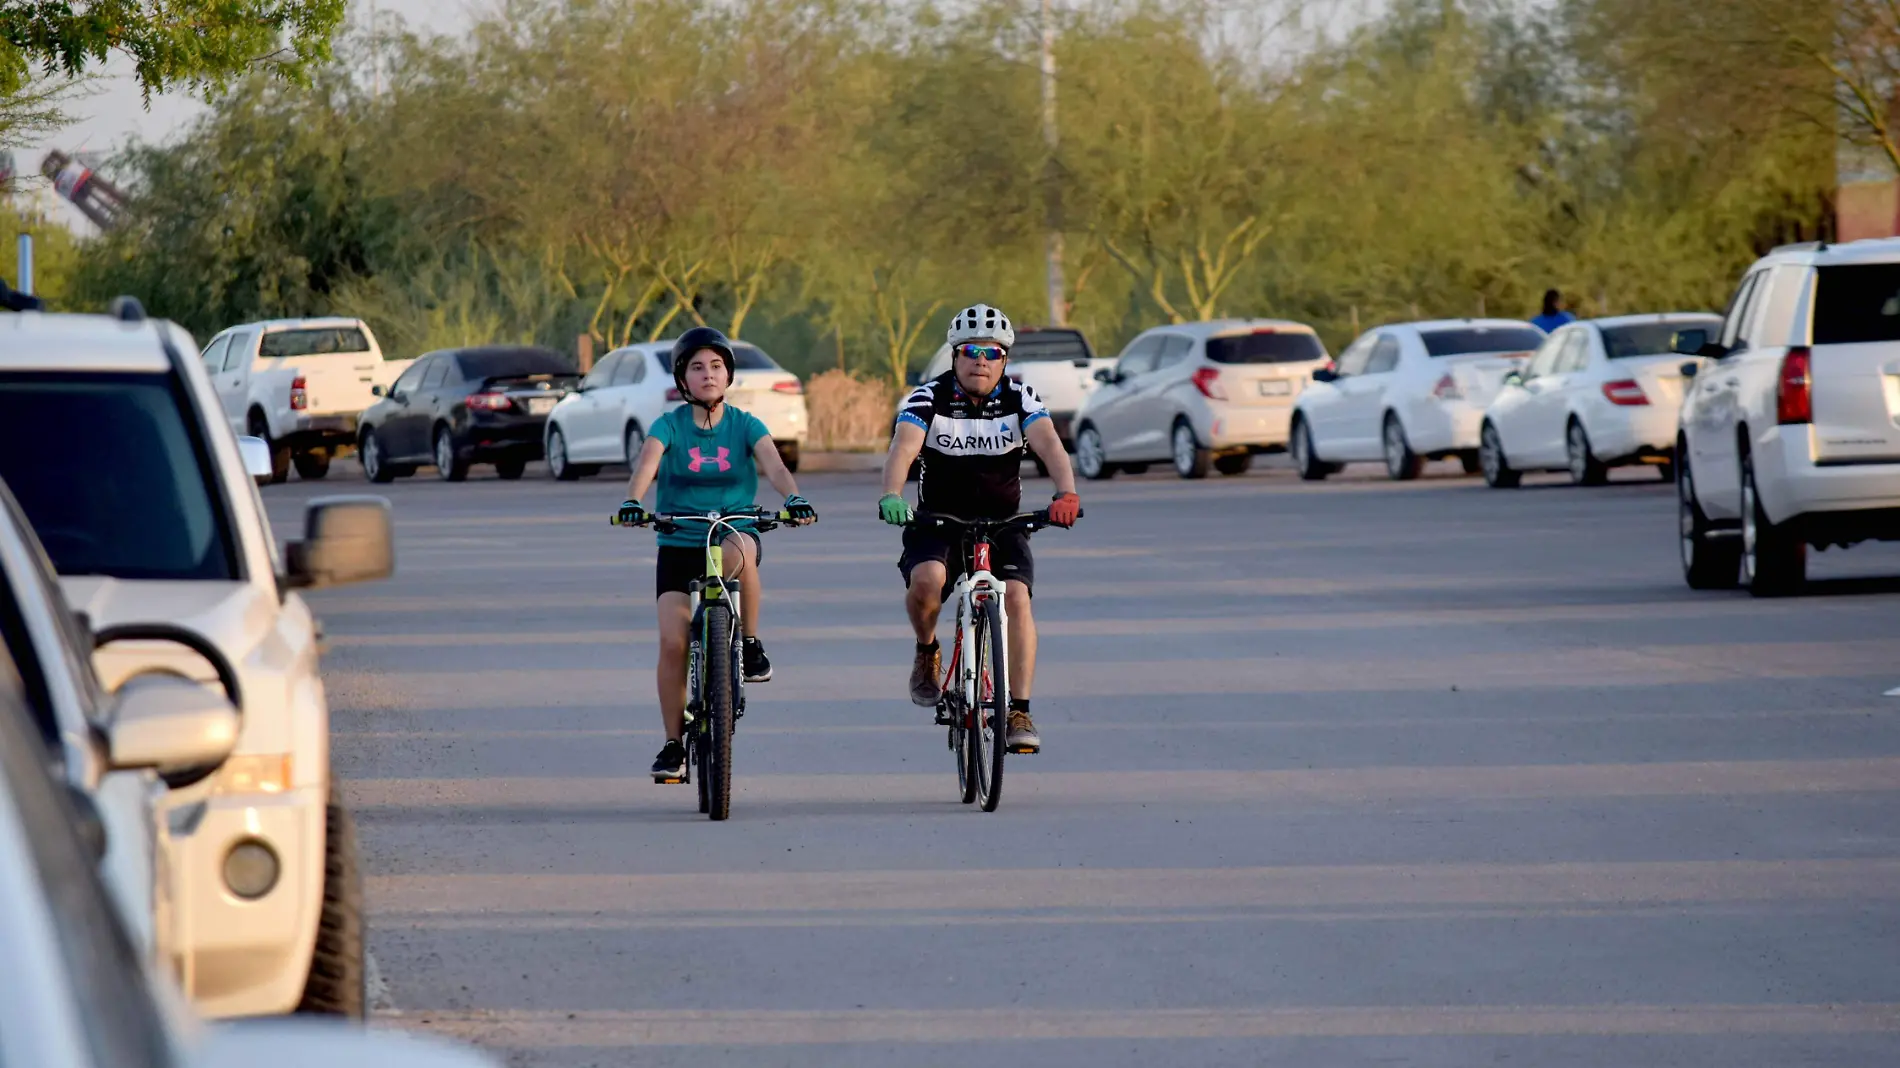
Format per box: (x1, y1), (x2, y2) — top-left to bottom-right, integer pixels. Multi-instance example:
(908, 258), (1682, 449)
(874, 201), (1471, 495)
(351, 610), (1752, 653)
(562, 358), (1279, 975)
(213, 754), (293, 796)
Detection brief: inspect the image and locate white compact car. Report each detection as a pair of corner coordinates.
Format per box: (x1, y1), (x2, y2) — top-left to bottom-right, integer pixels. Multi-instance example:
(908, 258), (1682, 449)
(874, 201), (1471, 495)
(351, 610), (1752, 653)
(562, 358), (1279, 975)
(200, 318), (387, 483)
(919, 327), (1110, 449)
(1677, 238), (1900, 595)
(1290, 319), (1548, 481)
(1479, 313), (1722, 488)
(0, 305), (396, 1019)
(1072, 319), (1329, 480)
(545, 338), (806, 477)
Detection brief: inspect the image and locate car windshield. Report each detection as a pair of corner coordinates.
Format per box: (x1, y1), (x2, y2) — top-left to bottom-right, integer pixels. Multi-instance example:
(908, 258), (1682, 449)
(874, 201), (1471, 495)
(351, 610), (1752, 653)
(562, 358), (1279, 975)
(1206, 331), (1326, 364)
(0, 373), (238, 581)
(1813, 264), (1900, 344)
(1601, 318), (1722, 359)
(1011, 331), (1093, 363)
(731, 344), (779, 370)
(1420, 326), (1548, 357)
(456, 348), (573, 381)
(258, 327), (370, 358)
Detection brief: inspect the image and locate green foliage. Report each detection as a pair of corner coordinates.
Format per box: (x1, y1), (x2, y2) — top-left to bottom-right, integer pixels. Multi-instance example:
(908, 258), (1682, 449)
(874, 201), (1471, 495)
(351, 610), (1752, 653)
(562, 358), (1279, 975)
(0, 201), (80, 305)
(66, 0), (1837, 373)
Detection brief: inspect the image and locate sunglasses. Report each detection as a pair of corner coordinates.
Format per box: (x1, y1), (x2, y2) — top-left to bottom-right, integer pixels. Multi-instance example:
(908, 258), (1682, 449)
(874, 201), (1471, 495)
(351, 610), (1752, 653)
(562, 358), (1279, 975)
(954, 343), (1009, 362)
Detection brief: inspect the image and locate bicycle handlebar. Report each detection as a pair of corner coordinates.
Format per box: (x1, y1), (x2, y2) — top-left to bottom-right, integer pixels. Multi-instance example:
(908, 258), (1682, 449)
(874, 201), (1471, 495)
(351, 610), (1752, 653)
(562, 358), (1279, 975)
(611, 507), (797, 535)
(907, 508), (1080, 534)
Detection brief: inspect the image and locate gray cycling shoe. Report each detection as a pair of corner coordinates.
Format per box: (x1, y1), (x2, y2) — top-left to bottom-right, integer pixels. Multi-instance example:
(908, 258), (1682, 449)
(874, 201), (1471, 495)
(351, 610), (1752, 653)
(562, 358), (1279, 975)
(910, 643), (942, 707)
(1006, 710), (1041, 754)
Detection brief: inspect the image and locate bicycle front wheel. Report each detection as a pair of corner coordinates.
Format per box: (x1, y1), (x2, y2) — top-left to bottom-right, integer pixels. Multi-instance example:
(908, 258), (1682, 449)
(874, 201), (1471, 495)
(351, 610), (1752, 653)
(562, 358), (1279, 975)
(703, 603), (737, 821)
(973, 597), (1008, 812)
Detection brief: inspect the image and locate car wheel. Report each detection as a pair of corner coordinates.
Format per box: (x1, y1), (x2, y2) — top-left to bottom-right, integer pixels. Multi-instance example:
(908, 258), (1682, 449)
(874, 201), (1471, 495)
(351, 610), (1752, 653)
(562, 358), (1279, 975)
(1074, 425), (1114, 480)
(1657, 461), (1677, 484)
(624, 422), (646, 468)
(1214, 452), (1252, 476)
(1122, 463), (1150, 475)
(548, 426), (580, 481)
(292, 450), (331, 480)
(1382, 414), (1422, 481)
(1479, 422), (1521, 489)
(495, 459), (527, 480)
(435, 426), (469, 482)
(361, 431), (396, 484)
(1566, 421), (1608, 486)
(1679, 447), (1740, 590)
(1742, 452), (1805, 597)
(295, 786), (365, 1018)
(1171, 421), (1211, 480)
(1457, 450), (1482, 475)
(250, 413), (291, 484)
(777, 440), (800, 473)
(1291, 418), (1331, 482)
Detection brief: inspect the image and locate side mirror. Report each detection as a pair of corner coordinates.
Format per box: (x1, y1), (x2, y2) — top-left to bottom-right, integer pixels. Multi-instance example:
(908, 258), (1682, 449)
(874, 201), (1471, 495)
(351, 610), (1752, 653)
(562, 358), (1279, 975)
(1679, 361), (1700, 379)
(1311, 367), (1338, 384)
(370, 384), (386, 398)
(1502, 370), (1524, 388)
(1696, 341), (1728, 361)
(237, 436), (273, 486)
(1670, 329), (1709, 356)
(285, 496), (395, 590)
(102, 674), (240, 779)
(1092, 367), (1114, 384)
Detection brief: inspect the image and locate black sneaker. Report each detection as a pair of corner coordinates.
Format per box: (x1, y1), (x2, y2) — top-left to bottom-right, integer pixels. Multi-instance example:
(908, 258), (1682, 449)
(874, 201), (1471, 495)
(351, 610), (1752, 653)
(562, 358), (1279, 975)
(910, 643), (943, 707)
(650, 739), (687, 783)
(742, 637), (772, 683)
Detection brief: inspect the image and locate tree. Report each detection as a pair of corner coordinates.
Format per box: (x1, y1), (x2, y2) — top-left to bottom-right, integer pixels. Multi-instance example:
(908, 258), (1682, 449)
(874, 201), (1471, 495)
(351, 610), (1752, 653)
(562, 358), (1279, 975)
(0, 0), (347, 99)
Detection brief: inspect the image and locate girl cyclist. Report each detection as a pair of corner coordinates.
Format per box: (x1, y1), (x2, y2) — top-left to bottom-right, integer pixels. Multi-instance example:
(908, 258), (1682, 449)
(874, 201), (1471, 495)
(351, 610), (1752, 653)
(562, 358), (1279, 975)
(618, 326), (817, 782)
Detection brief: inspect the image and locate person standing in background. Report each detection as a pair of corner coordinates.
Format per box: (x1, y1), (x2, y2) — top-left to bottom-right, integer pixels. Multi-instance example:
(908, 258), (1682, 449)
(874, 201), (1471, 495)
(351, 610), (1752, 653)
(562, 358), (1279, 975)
(1531, 289), (1576, 333)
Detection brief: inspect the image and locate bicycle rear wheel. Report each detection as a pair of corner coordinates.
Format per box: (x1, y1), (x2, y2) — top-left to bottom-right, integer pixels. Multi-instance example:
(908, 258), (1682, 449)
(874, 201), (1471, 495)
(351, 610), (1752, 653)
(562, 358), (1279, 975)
(703, 603), (737, 821)
(972, 597), (1008, 812)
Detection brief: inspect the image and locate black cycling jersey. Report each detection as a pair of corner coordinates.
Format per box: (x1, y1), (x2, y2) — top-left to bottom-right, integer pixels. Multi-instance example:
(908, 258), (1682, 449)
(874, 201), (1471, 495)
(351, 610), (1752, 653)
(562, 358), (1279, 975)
(898, 371), (1050, 519)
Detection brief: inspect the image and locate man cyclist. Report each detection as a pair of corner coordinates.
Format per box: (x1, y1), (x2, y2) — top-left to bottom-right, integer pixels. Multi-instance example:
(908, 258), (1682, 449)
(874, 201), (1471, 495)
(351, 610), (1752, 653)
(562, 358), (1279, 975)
(878, 303), (1081, 753)
(619, 326), (816, 782)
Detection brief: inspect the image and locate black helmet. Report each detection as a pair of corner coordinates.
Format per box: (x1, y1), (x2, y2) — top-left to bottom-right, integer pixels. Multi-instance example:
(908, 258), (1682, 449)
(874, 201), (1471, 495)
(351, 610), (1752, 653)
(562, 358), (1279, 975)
(670, 326), (736, 408)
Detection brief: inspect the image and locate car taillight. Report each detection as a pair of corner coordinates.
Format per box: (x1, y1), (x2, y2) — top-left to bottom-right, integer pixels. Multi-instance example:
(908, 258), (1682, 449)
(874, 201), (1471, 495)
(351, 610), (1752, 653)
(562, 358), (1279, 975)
(1601, 379), (1649, 406)
(1777, 347), (1811, 425)
(772, 380), (803, 395)
(1191, 367), (1226, 400)
(289, 374), (307, 411)
(1432, 373), (1462, 400)
(465, 392), (513, 412)
(665, 388), (682, 402)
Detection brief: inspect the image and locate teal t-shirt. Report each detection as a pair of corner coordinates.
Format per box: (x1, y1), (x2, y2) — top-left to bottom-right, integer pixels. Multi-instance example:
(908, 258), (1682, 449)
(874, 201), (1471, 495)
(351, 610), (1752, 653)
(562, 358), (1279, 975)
(648, 404), (772, 548)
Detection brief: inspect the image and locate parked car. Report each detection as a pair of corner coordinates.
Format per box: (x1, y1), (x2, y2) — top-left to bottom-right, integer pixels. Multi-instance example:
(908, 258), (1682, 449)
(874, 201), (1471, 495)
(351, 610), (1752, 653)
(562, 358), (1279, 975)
(1479, 313), (1722, 488)
(919, 326), (1108, 450)
(1290, 319), (1547, 481)
(0, 303), (397, 1019)
(0, 661), (496, 1068)
(0, 475), (242, 964)
(359, 345), (579, 482)
(543, 338), (806, 479)
(1677, 238), (1900, 595)
(1072, 320), (1329, 480)
(199, 318), (387, 483)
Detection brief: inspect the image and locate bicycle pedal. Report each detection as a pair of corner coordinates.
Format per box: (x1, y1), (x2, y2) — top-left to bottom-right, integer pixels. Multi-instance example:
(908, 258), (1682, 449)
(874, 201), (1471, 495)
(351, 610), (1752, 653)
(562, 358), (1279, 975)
(652, 774), (687, 785)
(1008, 743), (1040, 755)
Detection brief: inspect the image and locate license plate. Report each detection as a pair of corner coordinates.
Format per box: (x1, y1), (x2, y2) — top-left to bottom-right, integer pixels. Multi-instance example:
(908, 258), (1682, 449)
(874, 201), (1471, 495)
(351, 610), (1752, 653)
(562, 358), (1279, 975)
(527, 397), (557, 415)
(1257, 379), (1291, 396)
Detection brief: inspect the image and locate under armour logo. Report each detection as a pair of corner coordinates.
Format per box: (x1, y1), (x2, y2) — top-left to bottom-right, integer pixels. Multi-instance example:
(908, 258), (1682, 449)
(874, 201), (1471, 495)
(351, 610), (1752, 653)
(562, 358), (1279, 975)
(688, 446), (731, 473)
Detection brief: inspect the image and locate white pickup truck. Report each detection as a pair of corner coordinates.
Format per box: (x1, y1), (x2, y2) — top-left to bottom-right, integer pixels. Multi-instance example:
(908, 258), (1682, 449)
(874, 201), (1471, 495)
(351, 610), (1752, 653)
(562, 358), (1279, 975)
(199, 318), (390, 483)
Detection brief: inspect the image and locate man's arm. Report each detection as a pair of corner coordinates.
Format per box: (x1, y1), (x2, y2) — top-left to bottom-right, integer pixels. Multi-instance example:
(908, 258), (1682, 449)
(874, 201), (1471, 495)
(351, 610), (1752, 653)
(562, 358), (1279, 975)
(1026, 417), (1076, 497)
(882, 421), (926, 498)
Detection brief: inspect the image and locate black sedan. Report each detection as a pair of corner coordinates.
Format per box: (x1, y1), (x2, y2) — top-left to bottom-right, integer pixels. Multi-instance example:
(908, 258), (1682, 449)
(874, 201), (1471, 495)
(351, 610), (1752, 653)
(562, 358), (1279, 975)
(358, 346), (580, 482)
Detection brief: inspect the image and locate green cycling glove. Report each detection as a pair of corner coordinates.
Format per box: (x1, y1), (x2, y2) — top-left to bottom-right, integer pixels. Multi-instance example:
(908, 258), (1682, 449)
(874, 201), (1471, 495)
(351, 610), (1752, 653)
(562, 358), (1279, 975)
(878, 493), (914, 526)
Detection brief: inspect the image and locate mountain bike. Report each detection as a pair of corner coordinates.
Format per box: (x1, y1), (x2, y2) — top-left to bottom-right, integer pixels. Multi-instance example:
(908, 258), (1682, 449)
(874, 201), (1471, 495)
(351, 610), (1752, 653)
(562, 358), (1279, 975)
(909, 510), (1069, 812)
(612, 507), (791, 821)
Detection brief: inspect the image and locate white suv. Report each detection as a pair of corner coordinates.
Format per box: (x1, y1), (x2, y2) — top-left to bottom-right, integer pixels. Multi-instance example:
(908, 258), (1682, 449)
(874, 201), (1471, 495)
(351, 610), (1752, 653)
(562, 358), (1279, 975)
(1677, 238), (1900, 594)
(1072, 320), (1329, 480)
(0, 304), (396, 1017)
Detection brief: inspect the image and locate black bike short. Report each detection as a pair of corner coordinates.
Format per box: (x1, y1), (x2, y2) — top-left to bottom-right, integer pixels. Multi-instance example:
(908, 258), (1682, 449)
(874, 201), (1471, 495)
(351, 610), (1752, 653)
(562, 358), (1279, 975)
(898, 525), (1034, 597)
(655, 534), (762, 600)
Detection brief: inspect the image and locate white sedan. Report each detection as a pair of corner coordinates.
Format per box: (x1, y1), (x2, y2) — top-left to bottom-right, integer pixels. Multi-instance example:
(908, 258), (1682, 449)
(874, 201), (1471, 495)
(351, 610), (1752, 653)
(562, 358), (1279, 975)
(1479, 313), (1722, 488)
(544, 339), (807, 480)
(1290, 319), (1548, 480)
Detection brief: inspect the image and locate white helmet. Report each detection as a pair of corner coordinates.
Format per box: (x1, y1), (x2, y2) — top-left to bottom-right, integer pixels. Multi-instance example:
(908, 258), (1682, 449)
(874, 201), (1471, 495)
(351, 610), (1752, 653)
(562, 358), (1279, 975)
(947, 303), (1015, 348)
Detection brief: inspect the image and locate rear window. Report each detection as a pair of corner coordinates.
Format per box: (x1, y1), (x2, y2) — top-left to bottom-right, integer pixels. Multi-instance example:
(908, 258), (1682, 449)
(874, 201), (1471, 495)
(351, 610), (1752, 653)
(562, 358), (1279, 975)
(0, 373), (238, 581)
(1601, 318), (1722, 359)
(731, 344), (779, 370)
(1205, 331), (1327, 364)
(258, 327), (370, 358)
(455, 348), (573, 380)
(1813, 264), (1900, 344)
(1421, 326), (1547, 357)
(1011, 330), (1093, 363)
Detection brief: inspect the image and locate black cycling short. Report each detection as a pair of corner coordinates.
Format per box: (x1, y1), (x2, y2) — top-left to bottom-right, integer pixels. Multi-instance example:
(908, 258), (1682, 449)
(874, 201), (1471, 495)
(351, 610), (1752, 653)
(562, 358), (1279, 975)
(655, 534), (762, 599)
(898, 525), (1034, 597)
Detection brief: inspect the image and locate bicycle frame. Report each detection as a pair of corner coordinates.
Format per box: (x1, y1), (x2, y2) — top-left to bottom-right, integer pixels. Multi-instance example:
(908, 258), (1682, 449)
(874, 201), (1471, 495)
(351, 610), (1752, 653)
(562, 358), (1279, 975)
(941, 538), (1008, 716)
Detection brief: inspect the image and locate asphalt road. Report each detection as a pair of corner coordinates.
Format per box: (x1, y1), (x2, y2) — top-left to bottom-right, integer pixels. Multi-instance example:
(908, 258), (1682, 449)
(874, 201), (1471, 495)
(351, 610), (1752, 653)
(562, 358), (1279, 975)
(263, 457), (1900, 1067)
